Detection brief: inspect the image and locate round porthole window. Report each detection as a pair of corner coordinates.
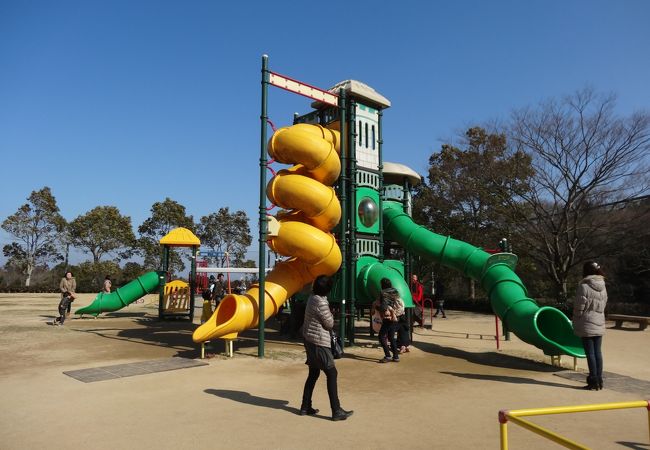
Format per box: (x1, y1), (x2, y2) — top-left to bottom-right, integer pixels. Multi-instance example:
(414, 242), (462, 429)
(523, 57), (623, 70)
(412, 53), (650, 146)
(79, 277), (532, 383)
(358, 197), (378, 227)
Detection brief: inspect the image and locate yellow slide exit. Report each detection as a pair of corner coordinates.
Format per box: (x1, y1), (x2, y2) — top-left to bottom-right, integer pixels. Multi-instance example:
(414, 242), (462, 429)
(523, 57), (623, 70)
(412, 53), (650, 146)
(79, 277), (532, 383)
(193, 124), (342, 343)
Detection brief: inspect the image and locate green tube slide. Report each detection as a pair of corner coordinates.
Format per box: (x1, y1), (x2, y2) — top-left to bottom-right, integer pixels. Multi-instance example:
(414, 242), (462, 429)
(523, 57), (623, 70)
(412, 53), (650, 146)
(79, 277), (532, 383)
(357, 258), (414, 307)
(383, 201), (584, 357)
(75, 271), (163, 316)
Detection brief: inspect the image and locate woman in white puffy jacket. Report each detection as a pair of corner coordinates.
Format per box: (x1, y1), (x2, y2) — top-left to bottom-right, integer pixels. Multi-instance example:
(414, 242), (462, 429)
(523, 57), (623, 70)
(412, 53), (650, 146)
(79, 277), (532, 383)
(572, 261), (608, 390)
(300, 275), (353, 421)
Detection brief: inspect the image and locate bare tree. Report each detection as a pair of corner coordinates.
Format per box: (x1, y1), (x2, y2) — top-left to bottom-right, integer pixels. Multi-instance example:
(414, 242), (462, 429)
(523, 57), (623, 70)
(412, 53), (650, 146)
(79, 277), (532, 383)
(507, 88), (650, 300)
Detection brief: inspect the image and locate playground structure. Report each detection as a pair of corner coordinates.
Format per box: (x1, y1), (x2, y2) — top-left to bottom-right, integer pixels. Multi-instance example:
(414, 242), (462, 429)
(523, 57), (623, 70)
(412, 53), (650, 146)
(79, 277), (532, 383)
(191, 55), (586, 359)
(76, 227), (200, 321)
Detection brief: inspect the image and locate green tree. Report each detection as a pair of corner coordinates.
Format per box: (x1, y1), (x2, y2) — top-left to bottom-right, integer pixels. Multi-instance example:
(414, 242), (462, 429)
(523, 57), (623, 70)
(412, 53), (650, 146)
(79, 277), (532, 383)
(413, 127), (534, 298)
(120, 261), (147, 284)
(69, 206), (136, 263)
(1, 187), (65, 286)
(197, 207), (252, 267)
(73, 260), (121, 293)
(138, 198), (194, 274)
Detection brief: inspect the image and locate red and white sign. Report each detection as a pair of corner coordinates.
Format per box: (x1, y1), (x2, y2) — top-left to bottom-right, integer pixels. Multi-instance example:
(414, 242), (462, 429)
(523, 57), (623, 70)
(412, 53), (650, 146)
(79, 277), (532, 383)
(268, 72), (338, 107)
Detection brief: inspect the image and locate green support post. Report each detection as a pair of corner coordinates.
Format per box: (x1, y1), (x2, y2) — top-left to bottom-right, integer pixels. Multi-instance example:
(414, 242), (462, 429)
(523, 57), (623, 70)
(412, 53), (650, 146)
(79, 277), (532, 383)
(402, 178), (412, 340)
(158, 246), (168, 320)
(258, 54), (269, 358)
(337, 88), (347, 343)
(347, 100), (357, 345)
(189, 245), (196, 321)
(378, 109), (384, 261)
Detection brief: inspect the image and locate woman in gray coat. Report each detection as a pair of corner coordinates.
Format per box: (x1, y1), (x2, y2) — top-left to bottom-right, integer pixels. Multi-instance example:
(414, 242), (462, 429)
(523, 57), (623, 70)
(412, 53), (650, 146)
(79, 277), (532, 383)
(573, 261), (608, 390)
(300, 275), (353, 421)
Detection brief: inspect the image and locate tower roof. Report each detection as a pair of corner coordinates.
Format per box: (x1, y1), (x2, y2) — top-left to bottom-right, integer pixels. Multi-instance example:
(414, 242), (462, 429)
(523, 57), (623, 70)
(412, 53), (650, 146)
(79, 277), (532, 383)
(383, 161), (422, 186)
(328, 79), (391, 109)
(159, 227), (201, 247)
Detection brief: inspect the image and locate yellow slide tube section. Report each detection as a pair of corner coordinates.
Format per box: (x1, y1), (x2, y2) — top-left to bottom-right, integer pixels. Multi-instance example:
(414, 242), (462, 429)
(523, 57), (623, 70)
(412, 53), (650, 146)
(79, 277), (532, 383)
(193, 124), (342, 343)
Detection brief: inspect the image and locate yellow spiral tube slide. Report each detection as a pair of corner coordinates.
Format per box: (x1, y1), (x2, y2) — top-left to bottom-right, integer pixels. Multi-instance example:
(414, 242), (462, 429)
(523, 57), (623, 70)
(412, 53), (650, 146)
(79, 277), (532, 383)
(193, 124), (342, 343)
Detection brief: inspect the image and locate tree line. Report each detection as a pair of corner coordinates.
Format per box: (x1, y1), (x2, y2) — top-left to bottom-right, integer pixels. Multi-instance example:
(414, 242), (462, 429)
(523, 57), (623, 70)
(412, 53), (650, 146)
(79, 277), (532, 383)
(3, 88), (649, 313)
(1, 194), (252, 292)
(412, 88), (650, 314)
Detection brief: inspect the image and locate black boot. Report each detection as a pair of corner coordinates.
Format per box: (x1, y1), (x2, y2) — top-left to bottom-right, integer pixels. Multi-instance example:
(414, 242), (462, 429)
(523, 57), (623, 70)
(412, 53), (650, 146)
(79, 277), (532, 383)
(331, 408), (354, 421)
(299, 406), (319, 416)
(597, 377), (603, 390)
(583, 376), (597, 390)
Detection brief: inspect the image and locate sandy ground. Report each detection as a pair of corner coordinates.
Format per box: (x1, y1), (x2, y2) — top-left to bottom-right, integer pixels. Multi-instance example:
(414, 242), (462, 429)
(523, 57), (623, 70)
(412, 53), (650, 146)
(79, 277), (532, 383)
(0, 293), (648, 450)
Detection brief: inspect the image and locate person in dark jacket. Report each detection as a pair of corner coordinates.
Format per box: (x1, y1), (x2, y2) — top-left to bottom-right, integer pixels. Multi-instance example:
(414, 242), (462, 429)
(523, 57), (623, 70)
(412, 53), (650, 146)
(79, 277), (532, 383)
(572, 261), (608, 390)
(300, 275), (353, 421)
(211, 273), (226, 307)
(433, 279), (446, 318)
(371, 278), (404, 363)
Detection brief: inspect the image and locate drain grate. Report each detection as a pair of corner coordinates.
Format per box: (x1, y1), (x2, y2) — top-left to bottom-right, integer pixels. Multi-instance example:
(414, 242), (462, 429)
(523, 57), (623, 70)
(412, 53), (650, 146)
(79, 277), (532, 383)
(554, 370), (650, 395)
(64, 358), (208, 383)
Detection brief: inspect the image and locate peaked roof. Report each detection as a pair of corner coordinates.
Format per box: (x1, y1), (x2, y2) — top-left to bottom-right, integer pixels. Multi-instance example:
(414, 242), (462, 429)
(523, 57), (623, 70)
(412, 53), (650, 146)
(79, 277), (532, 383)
(322, 79), (391, 109)
(159, 227), (201, 247)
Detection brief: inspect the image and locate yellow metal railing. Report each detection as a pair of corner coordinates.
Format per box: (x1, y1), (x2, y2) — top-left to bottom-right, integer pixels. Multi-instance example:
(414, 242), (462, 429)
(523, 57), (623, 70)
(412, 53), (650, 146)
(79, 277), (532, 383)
(499, 400), (650, 449)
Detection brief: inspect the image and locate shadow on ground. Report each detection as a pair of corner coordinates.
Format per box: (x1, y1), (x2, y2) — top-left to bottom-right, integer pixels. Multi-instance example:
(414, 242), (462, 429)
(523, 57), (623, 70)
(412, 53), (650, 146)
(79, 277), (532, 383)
(616, 442), (650, 450)
(411, 339), (560, 373)
(71, 316), (198, 358)
(440, 371), (580, 389)
(204, 389), (299, 415)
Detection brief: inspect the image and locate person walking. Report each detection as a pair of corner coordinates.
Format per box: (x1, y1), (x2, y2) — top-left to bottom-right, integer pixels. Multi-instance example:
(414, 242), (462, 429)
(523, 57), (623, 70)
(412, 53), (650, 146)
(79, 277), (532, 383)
(572, 261), (608, 390)
(300, 275), (353, 421)
(433, 279), (447, 318)
(54, 271), (76, 325)
(371, 278), (403, 363)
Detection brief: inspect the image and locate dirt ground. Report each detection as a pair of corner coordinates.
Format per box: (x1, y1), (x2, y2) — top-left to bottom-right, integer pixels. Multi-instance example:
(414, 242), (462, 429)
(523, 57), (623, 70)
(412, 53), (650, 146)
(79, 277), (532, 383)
(0, 293), (648, 450)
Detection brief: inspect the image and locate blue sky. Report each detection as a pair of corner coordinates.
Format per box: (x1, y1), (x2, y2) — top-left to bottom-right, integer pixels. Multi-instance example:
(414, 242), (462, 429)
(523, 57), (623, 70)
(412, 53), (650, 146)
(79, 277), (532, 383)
(1, 0), (649, 264)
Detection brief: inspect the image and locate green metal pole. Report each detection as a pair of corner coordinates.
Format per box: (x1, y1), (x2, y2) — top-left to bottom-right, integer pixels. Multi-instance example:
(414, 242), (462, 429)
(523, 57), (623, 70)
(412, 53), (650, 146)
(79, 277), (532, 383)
(403, 177), (411, 279)
(402, 178), (412, 340)
(338, 89), (347, 343)
(159, 246), (168, 320)
(258, 55), (270, 358)
(347, 100), (357, 345)
(189, 246), (196, 321)
(378, 109), (384, 261)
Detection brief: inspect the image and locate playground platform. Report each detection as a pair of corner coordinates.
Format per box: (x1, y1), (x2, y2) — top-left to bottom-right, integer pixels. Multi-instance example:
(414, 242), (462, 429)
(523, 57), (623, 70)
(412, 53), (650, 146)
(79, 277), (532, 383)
(1, 292), (648, 449)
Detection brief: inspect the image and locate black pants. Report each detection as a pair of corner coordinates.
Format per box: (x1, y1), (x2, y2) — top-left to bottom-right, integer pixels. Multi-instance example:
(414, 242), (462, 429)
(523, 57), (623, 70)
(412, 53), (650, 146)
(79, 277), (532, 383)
(582, 336), (603, 381)
(397, 315), (410, 347)
(58, 298), (71, 324)
(434, 300), (446, 317)
(301, 366), (340, 413)
(379, 320), (399, 358)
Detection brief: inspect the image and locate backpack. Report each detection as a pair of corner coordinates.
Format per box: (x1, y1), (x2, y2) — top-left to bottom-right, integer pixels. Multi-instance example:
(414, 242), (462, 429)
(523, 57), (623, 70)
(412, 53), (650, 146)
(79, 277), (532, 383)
(379, 289), (397, 313)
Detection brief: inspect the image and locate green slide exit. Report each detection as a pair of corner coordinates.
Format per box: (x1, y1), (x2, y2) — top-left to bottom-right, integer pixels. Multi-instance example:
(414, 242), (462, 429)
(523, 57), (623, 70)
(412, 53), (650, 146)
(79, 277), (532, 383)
(75, 271), (163, 316)
(383, 201), (584, 357)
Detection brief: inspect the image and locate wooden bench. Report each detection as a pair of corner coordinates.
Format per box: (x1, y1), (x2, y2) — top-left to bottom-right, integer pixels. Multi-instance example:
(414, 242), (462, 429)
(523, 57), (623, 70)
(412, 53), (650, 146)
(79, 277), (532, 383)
(607, 314), (649, 331)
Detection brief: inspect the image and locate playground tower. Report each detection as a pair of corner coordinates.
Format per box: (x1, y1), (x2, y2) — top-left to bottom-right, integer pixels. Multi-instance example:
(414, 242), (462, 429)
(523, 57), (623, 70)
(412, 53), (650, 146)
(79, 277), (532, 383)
(295, 80), (415, 344)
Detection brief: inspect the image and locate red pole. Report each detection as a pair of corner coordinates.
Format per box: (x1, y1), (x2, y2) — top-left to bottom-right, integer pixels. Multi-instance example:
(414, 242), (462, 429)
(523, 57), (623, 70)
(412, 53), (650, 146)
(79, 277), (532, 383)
(226, 253), (232, 294)
(495, 315), (500, 350)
